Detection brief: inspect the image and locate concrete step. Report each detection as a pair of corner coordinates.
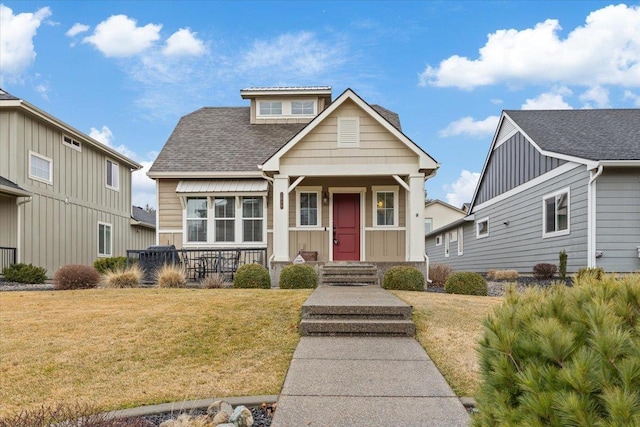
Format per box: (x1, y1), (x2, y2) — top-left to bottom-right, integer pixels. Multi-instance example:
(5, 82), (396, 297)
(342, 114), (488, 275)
(320, 264), (379, 286)
(320, 275), (378, 285)
(302, 304), (412, 320)
(300, 319), (415, 337)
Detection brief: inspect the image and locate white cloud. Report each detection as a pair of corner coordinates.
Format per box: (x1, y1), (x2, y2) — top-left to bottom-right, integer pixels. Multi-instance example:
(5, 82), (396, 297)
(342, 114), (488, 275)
(624, 90), (640, 107)
(420, 4), (640, 89)
(0, 5), (51, 83)
(66, 23), (89, 37)
(438, 115), (499, 138)
(521, 86), (573, 110)
(82, 15), (161, 57)
(445, 170), (480, 208)
(89, 125), (114, 145)
(162, 28), (206, 57)
(580, 86), (610, 108)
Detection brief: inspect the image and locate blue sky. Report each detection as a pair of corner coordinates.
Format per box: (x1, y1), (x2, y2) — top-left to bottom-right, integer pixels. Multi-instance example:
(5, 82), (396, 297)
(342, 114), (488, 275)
(1, 1), (639, 209)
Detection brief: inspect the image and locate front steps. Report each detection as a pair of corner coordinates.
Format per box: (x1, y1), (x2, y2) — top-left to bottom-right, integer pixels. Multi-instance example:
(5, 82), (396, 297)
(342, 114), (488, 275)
(320, 263), (378, 286)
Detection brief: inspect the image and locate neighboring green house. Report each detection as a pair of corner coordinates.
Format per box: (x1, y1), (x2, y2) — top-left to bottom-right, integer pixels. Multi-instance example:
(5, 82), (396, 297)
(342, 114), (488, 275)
(0, 89), (155, 276)
(426, 109), (640, 274)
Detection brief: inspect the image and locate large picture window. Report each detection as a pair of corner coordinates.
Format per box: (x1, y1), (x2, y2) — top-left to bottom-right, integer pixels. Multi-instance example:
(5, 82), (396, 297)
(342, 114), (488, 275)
(98, 222), (112, 257)
(543, 188), (570, 237)
(242, 197), (263, 242)
(106, 159), (119, 190)
(214, 197), (235, 242)
(186, 198), (208, 242)
(29, 151), (52, 184)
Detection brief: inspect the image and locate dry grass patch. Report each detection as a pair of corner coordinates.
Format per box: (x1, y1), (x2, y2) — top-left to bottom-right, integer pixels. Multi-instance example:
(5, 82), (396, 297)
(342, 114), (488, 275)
(0, 288), (311, 418)
(392, 291), (502, 396)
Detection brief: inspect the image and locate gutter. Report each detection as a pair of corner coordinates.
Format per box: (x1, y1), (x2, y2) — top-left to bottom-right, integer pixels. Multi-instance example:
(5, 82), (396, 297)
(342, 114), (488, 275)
(587, 164), (604, 268)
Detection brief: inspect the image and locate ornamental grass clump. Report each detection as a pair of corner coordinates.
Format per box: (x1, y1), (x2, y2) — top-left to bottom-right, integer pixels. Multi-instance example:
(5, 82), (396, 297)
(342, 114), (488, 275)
(100, 264), (143, 288)
(382, 266), (424, 291)
(233, 263), (271, 289)
(154, 264), (187, 288)
(53, 265), (101, 290)
(474, 275), (640, 426)
(428, 262), (452, 287)
(445, 272), (487, 296)
(279, 264), (318, 289)
(486, 269), (519, 281)
(2, 263), (47, 284)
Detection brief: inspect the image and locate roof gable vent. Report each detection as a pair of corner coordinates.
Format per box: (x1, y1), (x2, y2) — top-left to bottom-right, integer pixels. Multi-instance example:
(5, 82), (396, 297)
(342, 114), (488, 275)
(337, 117), (360, 147)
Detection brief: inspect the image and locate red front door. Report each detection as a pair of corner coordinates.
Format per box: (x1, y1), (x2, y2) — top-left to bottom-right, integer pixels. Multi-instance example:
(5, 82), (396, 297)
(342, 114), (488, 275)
(333, 193), (360, 261)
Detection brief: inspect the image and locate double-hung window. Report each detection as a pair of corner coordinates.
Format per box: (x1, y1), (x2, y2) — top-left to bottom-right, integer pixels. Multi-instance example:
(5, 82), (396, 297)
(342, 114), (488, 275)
(106, 159), (119, 190)
(543, 188), (570, 237)
(297, 188), (320, 227)
(373, 186), (398, 227)
(214, 197), (235, 242)
(242, 196), (263, 242)
(29, 151), (52, 184)
(186, 198), (208, 242)
(98, 222), (112, 257)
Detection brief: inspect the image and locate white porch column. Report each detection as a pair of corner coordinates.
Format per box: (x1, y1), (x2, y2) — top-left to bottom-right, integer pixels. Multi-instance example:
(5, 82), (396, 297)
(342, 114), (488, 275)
(273, 174), (290, 262)
(408, 173), (425, 262)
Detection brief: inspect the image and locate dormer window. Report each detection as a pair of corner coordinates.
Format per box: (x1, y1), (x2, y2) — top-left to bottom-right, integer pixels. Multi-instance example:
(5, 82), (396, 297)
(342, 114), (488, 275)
(259, 101), (282, 116)
(292, 101), (314, 115)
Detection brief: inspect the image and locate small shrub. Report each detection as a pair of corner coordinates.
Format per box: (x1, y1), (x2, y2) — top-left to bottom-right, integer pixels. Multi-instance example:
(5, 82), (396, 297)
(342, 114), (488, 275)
(474, 275), (640, 426)
(93, 256), (128, 274)
(428, 262), (452, 286)
(559, 250), (568, 280)
(53, 265), (101, 290)
(201, 273), (230, 289)
(444, 272), (487, 296)
(155, 264), (187, 288)
(576, 266), (605, 282)
(100, 264), (143, 288)
(2, 263), (47, 284)
(279, 264), (318, 289)
(532, 262), (557, 280)
(382, 266), (424, 291)
(487, 269), (519, 280)
(233, 263), (270, 289)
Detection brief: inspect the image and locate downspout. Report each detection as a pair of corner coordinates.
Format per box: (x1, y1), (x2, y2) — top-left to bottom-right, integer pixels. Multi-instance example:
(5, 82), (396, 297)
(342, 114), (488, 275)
(587, 164), (604, 268)
(16, 196), (33, 264)
(261, 170), (275, 270)
(423, 168), (438, 282)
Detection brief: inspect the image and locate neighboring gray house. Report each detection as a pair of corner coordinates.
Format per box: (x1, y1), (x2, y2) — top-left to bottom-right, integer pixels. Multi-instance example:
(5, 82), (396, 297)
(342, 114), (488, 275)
(0, 89), (155, 275)
(426, 109), (640, 274)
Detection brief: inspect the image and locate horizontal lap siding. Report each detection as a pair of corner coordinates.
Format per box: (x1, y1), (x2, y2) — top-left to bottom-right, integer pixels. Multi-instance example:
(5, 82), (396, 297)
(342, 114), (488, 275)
(426, 166), (589, 273)
(158, 179), (182, 229)
(596, 169), (640, 272)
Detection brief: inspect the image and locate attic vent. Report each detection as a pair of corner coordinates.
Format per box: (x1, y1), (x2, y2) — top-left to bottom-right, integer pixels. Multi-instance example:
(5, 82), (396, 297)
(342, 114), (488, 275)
(62, 135), (81, 150)
(337, 117), (360, 147)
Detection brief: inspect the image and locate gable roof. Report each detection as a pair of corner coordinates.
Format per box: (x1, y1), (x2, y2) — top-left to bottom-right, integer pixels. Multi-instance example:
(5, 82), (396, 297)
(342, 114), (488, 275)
(261, 88), (438, 172)
(425, 199), (466, 214)
(505, 109), (640, 161)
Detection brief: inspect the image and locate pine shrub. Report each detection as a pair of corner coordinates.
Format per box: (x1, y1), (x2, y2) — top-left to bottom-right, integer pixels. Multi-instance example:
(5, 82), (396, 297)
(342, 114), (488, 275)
(155, 264), (187, 288)
(444, 272), (487, 296)
(100, 265), (143, 288)
(559, 250), (568, 280)
(474, 275), (640, 426)
(279, 264), (318, 289)
(93, 256), (128, 274)
(428, 262), (452, 286)
(382, 266), (424, 291)
(53, 265), (101, 290)
(2, 263), (47, 284)
(233, 263), (271, 289)
(576, 267), (605, 282)
(532, 262), (558, 280)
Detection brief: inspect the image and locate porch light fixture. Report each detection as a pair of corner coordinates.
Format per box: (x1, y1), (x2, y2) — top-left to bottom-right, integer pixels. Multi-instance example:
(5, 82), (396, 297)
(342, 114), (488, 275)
(322, 191), (329, 205)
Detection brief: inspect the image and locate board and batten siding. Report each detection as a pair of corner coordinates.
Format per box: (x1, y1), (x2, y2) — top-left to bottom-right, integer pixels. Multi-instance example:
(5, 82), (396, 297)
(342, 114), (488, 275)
(595, 169), (640, 272)
(0, 196), (18, 247)
(475, 132), (567, 205)
(426, 165), (590, 273)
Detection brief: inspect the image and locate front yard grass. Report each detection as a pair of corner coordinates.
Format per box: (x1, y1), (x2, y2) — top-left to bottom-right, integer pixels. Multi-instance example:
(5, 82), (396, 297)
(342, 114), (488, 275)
(392, 291), (503, 397)
(0, 288), (311, 418)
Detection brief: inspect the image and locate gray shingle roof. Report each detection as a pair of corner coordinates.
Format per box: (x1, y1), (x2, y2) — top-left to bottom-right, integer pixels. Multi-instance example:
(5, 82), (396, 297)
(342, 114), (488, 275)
(0, 175), (30, 196)
(0, 88), (19, 100)
(506, 109), (640, 161)
(371, 105), (401, 131)
(131, 206), (156, 227)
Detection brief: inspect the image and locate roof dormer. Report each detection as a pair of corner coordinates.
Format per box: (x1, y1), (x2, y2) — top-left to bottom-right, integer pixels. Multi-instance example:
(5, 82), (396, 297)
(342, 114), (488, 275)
(240, 86), (332, 124)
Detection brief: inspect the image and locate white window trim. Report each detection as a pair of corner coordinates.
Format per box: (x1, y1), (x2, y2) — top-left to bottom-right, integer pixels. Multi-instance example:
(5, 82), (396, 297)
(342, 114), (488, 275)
(105, 159), (119, 191)
(435, 234), (442, 246)
(444, 232), (450, 258)
(476, 217), (489, 239)
(62, 134), (81, 151)
(449, 229), (458, 243)
(97, 221), (112, 257)
(542, 187), (571, 238)
(424, 218), (433, 235)
(457, 226), (464, 255)
(28, 150), (53, 185)
(185, 197), (209, 243)
(241, 195), (265, 243)
(337, 117), (360, 147)
(257, 100), (283, 117)
(290, 99), (316, 116)
(296, 186), (323, 228)
(372, 185), (399, 227)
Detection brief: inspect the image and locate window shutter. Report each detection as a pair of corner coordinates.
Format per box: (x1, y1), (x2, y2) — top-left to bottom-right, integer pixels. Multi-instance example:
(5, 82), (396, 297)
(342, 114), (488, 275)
(338, 117), (359, 146)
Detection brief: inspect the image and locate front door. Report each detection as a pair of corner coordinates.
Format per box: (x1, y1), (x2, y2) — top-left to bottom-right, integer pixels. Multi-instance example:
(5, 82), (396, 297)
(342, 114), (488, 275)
(333, 193), (360, 261)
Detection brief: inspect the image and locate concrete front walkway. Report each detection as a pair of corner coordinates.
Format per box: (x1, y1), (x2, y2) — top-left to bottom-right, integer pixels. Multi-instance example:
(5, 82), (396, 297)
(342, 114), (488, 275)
(271, 287), (470, 426)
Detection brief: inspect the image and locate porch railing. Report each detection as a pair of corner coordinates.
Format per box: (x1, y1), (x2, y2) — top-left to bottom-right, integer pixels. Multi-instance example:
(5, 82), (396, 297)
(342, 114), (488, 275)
(0, 247), (17, 273)
(126, 247), (267, 283)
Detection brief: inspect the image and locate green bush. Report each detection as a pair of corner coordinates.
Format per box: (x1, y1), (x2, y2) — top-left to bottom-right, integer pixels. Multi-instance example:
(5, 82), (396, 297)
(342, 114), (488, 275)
(53, 264), (101, 290)
(2, 263), (47, 284)
(279, 264), (318, 289)
(576, 266), (605, 282)
(233, 263), (270, 289)
(533, 263), (557, 280)
(382, 266), (424, 291)
(93, 256), (128, 274)
(474, 276), (640, 426)
(444, 272), (487, 296)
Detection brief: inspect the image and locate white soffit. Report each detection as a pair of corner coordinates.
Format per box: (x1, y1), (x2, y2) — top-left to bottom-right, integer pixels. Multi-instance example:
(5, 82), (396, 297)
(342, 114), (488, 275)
(176, 179), (268, 193)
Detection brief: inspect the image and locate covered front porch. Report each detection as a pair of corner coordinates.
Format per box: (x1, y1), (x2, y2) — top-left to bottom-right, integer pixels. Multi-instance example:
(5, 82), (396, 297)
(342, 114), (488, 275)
(0, 176), (31, 271)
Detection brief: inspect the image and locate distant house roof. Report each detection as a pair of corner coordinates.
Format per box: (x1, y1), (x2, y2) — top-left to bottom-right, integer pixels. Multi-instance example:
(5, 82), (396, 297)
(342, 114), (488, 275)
(0, 175), (31, 196)
(424, 199), (466, 214)
(131, 206), (156, 229)
(505, 109), (640, 161)
(0, 88), (19, 101)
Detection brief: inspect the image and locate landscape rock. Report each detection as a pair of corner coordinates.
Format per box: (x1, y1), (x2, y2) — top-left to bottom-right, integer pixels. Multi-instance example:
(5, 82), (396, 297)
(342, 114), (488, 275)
(229, 405), (254, 427)
(207, 400), (234, 418)
(211, 410), (230, 424)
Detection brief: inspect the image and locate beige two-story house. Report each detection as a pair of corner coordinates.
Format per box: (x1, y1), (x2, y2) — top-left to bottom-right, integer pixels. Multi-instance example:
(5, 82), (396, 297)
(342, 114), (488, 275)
(148, 87), (439, 280)
(0, 89), (155, 275)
